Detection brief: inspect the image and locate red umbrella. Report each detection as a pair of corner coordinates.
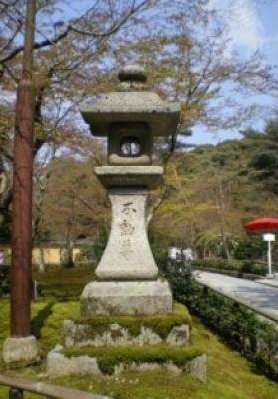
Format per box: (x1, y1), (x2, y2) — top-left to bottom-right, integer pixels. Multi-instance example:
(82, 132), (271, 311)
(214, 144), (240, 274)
(243, 217), (278, 231)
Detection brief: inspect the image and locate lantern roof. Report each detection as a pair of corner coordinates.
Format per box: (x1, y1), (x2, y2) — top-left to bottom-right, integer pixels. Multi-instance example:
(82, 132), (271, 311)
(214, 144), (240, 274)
(80, 65), (181, 137)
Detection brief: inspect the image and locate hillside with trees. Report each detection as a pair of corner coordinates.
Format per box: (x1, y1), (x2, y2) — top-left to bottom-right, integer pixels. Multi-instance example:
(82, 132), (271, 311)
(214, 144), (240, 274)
(150, 119), (278, 261)
(29, 119), (278, 267)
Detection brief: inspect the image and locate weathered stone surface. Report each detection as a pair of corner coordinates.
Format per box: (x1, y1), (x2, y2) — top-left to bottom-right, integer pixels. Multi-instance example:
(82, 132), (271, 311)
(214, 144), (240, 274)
(80, 280), (173, 316)
(187, 354), (207, 383)
(114, 361), (183, 376)
(94, 188), (159, 281)
(95, 166), (163, 189)
(166, 325), (190, 346)
(47, 345), (101, 378)
(80, 91), (180, 138)
(2, 336), (38, 363)
(47, 346), (207, 383)
(64, 320), (190, 348)
(80, 65), (180, 138)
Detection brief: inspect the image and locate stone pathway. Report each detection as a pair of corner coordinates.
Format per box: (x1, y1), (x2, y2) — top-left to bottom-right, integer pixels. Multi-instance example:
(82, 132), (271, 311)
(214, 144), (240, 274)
(193, 271), (278, 322)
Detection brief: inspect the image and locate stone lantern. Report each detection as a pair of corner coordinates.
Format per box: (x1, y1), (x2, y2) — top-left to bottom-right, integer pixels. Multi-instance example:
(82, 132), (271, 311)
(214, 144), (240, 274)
(80, 65), (181, 316)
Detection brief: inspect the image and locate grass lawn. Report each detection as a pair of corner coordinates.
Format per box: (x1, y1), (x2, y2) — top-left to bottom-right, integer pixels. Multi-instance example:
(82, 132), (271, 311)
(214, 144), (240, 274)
(0, 299), (278, 399)
(0, 297), (277, 399)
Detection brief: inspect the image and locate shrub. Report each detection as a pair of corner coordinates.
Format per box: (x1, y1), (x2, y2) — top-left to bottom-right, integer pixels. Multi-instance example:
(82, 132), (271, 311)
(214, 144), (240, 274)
(167, 265), (278, 379)
(92, 228), (109, 263)
(192, 258), (266, 276)
(148, 232), (168, 273)
(233, 237), (265, 260)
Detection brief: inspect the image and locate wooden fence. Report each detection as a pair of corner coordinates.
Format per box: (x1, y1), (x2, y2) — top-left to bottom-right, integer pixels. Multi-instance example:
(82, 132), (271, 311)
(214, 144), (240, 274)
(0, 374), (112, 399)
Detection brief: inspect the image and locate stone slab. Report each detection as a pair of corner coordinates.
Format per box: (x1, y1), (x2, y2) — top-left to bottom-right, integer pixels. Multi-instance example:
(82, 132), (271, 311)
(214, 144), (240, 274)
(80, 280), (173, 316)
(95, 166), (163, 189)
(64, 320), (190, 348)
(80, 91), (180, 137)
(47, 345), (206, 383)
(95, 189), (159, 280)
(2, 336), (38, 363)
(47, 345), (101, 378)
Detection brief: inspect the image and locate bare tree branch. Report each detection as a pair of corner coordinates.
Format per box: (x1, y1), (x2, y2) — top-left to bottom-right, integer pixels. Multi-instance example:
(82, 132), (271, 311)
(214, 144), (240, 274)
(0, 0), (150, 64)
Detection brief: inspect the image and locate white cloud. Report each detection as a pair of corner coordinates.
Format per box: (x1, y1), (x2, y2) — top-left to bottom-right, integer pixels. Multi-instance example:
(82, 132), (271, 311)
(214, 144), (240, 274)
(209, 0), (263, 52)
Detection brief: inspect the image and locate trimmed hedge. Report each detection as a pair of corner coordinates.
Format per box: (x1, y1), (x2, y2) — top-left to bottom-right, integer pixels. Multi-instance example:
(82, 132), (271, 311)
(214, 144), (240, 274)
(167, 265), (278, 380)
(34, 266), (94, 298)
(192, 259), (267, 276)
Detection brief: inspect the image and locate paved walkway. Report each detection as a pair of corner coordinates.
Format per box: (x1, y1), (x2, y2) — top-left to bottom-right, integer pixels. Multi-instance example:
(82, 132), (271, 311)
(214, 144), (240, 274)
(256, 278), (278, 288)
(193, 271), (278, 322)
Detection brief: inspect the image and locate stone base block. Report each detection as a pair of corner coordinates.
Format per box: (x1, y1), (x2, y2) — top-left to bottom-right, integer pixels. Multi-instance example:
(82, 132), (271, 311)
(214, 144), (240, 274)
(47, 345), (101, 378)
(2, 336), (38, 364)
(64, 304), (190, 347)
(80, 280), (173, 316)
(64, 321), (190, 348)
(47, 345), (207, 383)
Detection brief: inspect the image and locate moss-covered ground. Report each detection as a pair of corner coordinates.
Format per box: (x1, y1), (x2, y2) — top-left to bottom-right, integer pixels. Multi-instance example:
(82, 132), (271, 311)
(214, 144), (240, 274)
(33, 266), (93, 298)
(0, 298), (277, 398)
(0, 266), (277, 397)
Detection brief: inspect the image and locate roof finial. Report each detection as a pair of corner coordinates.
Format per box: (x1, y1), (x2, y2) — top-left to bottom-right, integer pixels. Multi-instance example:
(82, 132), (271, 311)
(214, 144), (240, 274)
(118, 64), (147, 91)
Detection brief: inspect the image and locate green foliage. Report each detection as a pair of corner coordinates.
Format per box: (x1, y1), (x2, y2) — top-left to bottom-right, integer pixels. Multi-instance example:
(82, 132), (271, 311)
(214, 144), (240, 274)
(167, 266), (278, 379)
(63, 345), (202, 375)
(72, 303), (191, 340)
(192, 258), (266, 276)
(193, 258), (242, 271)
(34, 266), (94, 299)
(257, 323), (278, 372)
(247, 120), (278, 194)
(251, 152), (278, 171)
(151, 122), (278, 259)
(0, 266), (10, 297)
(233, 237), (265, 260)
(92, 228), (109, 263)
(33, 300), (80, 353)
(148, 231), (168, 272)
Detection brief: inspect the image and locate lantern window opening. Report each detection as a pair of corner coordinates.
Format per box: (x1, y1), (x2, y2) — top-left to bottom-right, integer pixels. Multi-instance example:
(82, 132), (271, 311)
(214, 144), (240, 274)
(120, 136), (142, 157)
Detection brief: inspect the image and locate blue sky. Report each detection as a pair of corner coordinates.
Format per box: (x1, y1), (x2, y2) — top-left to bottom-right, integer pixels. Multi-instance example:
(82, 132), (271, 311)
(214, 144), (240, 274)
(191, 0), (278, 145)
(260, 3), (278, 65)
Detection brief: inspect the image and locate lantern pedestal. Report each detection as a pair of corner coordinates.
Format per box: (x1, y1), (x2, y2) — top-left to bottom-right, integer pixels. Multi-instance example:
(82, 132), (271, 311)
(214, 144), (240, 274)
(81, 280), (172, 316)
(80, 167), (173, 316)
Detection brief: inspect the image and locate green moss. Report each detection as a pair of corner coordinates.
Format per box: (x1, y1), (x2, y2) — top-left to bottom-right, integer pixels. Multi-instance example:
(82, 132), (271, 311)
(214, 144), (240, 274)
(72, 303), (191, 340)
(0, 299), (277, 398)
(63, 345), (202, 375)
(30, 300), (80, 353)
(34, 266), (94, 299)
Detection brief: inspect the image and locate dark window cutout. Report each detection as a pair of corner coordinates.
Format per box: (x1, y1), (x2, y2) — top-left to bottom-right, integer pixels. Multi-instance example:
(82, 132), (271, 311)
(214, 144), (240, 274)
(120, 136), (141, 157)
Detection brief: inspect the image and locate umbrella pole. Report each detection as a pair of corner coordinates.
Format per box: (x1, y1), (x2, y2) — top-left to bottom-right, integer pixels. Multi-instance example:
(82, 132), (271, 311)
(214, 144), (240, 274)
(267, 240), (272, 276)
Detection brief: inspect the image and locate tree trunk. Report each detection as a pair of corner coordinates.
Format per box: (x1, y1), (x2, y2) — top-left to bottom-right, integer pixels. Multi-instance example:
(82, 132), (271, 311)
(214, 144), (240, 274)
(217, 175), (230, 260)
(11, 0), (36, 337)
(38, 244), (45, 272)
